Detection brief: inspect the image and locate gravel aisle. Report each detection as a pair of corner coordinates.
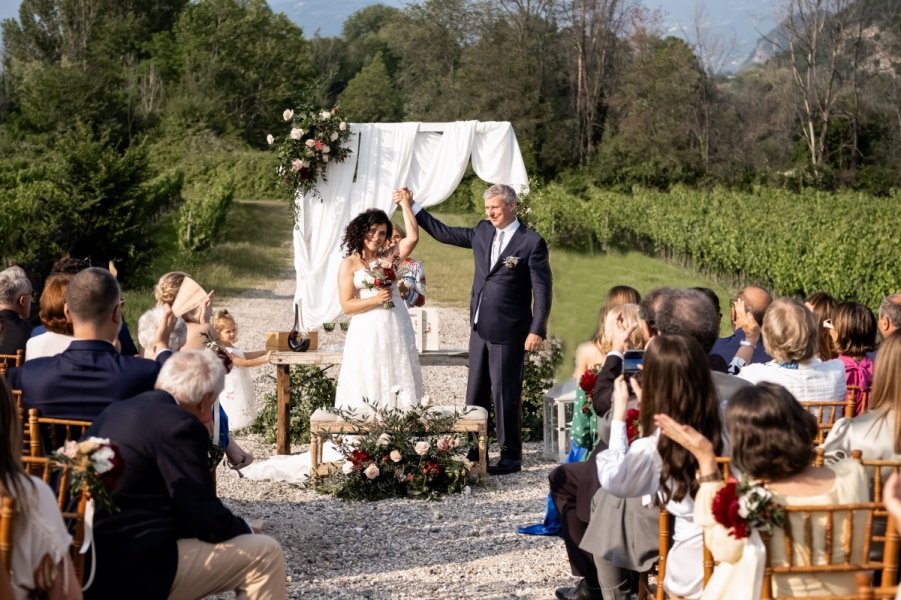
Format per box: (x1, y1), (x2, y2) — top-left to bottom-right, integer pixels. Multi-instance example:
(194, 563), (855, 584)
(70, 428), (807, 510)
(213, 266), (572, 599)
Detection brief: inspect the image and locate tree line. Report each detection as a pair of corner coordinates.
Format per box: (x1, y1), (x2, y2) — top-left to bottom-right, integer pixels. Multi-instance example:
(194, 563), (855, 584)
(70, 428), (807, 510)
(0, 0), (898, 279)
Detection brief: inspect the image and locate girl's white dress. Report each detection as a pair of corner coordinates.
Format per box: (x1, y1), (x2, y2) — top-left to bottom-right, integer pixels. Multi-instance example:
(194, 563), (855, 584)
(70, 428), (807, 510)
(219, 347), (257, 430)
(334, 269), (424, 412)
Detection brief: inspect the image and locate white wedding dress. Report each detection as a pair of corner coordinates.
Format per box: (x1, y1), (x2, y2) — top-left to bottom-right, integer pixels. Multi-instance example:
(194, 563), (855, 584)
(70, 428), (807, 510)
(241, 270), (424, 485)
(334, 269), (424, 412)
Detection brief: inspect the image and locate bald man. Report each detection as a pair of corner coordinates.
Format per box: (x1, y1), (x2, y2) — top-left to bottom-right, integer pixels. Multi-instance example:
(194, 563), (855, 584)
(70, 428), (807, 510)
(711, 285), (773, 369)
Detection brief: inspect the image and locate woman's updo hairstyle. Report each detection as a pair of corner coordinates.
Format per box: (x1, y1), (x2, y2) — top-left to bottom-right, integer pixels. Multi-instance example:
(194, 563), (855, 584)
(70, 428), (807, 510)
(341, 209), (393, 257)
(39, 273), (73, 335)
(726, 382), (818, 480)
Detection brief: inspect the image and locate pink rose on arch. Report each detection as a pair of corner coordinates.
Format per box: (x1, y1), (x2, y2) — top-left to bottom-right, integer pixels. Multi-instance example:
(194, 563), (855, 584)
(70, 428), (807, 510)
(304, 139), (316, 148)
(291, 159), (303, 172)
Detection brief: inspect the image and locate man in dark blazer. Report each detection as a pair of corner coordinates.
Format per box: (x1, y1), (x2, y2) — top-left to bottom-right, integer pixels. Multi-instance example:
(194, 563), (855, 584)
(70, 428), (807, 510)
(0, 265), (34, 357)
(8, 267), (175, 419)
(410, 183), (552, 474)
(85, 350), (286, 600)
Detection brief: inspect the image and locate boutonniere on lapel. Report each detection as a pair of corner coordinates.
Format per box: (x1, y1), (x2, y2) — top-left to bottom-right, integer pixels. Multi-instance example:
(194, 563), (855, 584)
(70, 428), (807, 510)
(502, 256), (519, 269)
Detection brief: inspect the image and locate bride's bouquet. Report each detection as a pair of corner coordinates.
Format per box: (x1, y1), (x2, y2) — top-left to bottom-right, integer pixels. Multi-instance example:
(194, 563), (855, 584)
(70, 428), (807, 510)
(319, 397), (478, 501)
(362, 260), (398, 309)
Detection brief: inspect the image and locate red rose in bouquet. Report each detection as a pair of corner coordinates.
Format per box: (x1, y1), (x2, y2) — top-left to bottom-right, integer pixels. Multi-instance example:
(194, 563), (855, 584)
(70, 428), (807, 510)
(350, 450), (371, 465)
(579, 369), (598, 394)
(625, 408), (641, 444)
(712, 481), (747, 539)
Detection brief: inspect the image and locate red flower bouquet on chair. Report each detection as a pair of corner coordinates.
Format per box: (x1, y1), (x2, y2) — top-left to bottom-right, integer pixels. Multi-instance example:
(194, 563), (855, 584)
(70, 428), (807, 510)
(712, 478), (784, 539)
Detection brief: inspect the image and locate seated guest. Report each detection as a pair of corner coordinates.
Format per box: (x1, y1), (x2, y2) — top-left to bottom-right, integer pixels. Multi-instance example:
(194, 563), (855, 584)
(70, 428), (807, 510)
(805, 291), (837, 361)
(172, 277), (217, 350)
(136, 306), (186, 359)
(737, 298), (846, 400)
(711, 285), (772, 370)
(25, 273), (74, 361)
(0, 379), (81, 600)
(822, 330), (901, 465)
(829, 301), (877, 414)
(0, 266), (34, 357)
(595, 335), (725, 600)
(658, 382), (868, 598)
(877, 293), (901, 341)
(8, 268), (175, 419)
(85, 350), (286, 600)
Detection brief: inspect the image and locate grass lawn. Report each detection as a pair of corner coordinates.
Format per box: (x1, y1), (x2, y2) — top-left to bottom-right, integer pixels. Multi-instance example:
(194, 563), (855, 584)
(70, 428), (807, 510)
(122, 199), (295, 328)
(408, 212), (737, 378)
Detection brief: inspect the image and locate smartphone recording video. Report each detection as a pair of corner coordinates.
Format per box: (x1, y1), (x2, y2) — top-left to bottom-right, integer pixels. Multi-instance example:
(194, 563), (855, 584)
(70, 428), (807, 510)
(622, 349), (644, 386)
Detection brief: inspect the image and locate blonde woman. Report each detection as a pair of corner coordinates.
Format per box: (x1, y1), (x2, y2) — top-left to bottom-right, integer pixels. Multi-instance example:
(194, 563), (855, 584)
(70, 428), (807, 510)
(573, 286), (641, 377)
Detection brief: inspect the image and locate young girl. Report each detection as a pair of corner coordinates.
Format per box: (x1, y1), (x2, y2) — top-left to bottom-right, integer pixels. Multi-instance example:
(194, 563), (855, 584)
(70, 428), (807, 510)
(214, 310), (270, 430)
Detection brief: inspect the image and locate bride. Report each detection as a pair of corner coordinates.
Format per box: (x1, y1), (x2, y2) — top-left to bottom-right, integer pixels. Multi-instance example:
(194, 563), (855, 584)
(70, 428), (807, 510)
(334, 190), (424, 412)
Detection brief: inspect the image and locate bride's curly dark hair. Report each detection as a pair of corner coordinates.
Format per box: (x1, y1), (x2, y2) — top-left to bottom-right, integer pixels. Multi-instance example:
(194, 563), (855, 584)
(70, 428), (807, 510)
(341, 209), (393, 257)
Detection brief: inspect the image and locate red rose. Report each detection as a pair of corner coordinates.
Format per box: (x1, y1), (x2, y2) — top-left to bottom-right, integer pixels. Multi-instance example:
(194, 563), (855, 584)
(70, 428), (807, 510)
(712, 482), (747, 539)
(350, 450), (370, 465)
(579, 370), (598, 393)
(373, 278), (382, 287)
(384, 268), (396, 281)
(382, 456), (390, 463)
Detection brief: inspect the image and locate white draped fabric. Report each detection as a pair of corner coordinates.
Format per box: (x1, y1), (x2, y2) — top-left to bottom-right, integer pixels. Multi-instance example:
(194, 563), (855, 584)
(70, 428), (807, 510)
(292, 120), (529, 327)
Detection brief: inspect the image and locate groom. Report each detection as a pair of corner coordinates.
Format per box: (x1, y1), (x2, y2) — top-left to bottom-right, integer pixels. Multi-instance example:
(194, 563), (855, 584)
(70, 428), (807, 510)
(408, 183), (552, 475)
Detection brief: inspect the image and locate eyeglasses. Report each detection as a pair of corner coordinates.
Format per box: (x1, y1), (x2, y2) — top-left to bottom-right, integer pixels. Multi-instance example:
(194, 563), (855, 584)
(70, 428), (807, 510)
(823, 319), (834, 330)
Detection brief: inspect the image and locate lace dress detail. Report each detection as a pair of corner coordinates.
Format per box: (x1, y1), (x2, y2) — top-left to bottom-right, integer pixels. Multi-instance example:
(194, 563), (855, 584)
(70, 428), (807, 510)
(334, 269), (423, 412)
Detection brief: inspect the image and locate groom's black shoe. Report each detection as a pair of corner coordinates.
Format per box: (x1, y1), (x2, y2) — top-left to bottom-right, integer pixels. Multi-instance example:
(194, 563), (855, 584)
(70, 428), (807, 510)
(487, 456), (521, 475)
(554, 579), (602, 600)
(465, 447), (480, 463)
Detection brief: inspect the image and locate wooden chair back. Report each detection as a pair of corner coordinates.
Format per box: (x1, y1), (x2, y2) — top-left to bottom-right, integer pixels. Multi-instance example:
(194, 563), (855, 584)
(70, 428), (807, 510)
(27, 408), (92, 457)
(760, 502), (900, 599)
(800, 398), (855, 445)
(847, 386), (870, 415)
(0, 494), (14, 572)
(21, 456), (90, 583)
(856, 571), (899, 599)
(0, 349), (24, 370)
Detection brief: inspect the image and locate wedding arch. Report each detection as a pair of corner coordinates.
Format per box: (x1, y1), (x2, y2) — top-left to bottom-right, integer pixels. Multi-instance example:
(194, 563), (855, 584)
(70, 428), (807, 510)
(292, 120), (529, 327)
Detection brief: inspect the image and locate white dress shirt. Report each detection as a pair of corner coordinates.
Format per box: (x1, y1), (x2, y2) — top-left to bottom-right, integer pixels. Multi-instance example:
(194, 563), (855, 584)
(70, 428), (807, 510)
(737, 358), (846, 401)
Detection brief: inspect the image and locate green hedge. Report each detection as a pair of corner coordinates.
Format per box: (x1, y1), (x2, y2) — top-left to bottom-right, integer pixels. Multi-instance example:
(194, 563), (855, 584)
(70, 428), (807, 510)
(531, 183), (900, 307)
(178, 173), (235, 252)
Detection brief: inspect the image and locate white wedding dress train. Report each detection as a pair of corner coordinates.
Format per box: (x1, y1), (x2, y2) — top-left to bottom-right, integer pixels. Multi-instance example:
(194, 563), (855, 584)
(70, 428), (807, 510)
(243, 269), (424, 484)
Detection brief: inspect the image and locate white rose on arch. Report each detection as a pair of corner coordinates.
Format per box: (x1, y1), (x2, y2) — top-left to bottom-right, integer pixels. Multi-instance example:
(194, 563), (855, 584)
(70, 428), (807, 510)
(339, 121), (347, 131)
(282, 109), (293, 121)
(330, 132), (339, 142)
(290, 128), (303, 140)
(320, 110), (332, 120)
(266, 134), (275, 145)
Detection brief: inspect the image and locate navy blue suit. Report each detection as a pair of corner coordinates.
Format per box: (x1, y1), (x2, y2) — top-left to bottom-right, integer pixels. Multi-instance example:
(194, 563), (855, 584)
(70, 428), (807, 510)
(8, 340), (169, 419)
(84, 391), (251, 599)
(416, 210), (552, 458)
(711, 330), (771, 366)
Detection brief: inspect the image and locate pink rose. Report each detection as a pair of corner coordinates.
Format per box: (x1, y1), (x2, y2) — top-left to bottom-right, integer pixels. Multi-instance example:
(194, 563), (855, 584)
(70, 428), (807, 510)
(62, 440), (78, 459)
(282, 109), (293, 121)
(291, 159), (303, 172)
(290, 127), (303, 140)
(414, 441), (430, 456)
(304, 139), (316, 148)
(363, 464), (380, 479)
(390, 450), (402, 462)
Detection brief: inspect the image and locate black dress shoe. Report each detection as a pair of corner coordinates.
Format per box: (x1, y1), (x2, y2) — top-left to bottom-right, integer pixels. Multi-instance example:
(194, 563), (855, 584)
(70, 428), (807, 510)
(465, 447), (480, 463)
(487, 457), (521, 475)
(554, 578), (602, 600)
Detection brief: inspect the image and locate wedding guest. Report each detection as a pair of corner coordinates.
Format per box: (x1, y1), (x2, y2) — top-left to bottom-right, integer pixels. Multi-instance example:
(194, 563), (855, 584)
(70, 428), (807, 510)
(829, 301), (877, 414)
(595, 335), (724, 600)
(573, 286), (641, 376)
(136, 306), (186, 359)
(0, 378), (81, 600)
(711, 285), (772, 371)
(386, 223), (427, 308)
(25, 273), (74, 360)
(0, 266), (34, 357)
(805, 291), (838, 361)
(85, 350), (287, 600)
(173, 277), (217, 350)
(822, 329), (901, 465)
(8, 268), (175, 419)
(877, 293), (901, 340)
(737, 298), (846, 400)
(658, 382), (868, 598)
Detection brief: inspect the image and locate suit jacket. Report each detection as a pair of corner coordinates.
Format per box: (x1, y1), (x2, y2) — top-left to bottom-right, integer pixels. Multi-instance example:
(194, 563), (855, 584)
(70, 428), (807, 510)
(711, 330), (771, 365)
(85, 391), (251, 600)
(8, 340), (170, 419)
(0, 309), (31, 356)
(415, 211), (552, 345)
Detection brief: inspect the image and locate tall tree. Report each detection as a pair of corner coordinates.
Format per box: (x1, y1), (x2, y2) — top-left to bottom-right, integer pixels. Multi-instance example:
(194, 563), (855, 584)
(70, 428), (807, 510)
(338, 51), (401, 122)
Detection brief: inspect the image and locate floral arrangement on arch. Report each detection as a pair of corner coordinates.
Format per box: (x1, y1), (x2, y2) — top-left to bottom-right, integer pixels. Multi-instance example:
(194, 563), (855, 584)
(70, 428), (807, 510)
(51, 437), (124, 513)
(268, 104), (353, 204)
(712, 476), (784, 539)
(319, 395), (477, 501)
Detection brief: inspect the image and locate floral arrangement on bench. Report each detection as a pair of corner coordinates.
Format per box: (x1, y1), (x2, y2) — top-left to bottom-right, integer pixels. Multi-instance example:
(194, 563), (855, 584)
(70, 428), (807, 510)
(318, 398), (478, 501)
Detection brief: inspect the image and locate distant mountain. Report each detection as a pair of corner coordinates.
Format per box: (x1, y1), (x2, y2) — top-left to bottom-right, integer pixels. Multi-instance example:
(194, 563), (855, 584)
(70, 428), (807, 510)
(740, 25), (788, 70)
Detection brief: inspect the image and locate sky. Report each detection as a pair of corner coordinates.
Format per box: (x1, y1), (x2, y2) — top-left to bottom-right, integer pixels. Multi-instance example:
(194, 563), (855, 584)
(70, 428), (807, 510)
(0, 0), (778, 70)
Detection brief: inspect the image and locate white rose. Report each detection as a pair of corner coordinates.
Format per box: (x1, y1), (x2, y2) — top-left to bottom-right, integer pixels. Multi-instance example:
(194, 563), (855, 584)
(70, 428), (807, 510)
(322, 154), (329, 162)
(305, 139), (316, 148)
(282, 109), (294, 121)
(414, 441), (430, 456)
(339, 121), (347, 131)
(420, 395), (431, 408)
(330, 132), (339, 142)
(321, 145), (330, 154)
(320, 110), (332, 119)
(290, 127), (303, 140)
(266, 134), (275, 145)
(390, 450), (402, 462)
(377, 433), (391, 447)
(291, 159), (303, 172)
(364, 464), (380, 479)
(342, 460), (354, 474)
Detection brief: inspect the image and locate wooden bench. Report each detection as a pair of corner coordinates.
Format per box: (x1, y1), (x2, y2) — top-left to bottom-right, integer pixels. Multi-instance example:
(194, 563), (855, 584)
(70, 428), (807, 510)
(309, 405), (489, 483)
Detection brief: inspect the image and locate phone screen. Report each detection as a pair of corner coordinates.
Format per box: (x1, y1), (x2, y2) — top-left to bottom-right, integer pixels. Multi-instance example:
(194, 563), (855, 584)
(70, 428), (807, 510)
(622, 350), (644, 383)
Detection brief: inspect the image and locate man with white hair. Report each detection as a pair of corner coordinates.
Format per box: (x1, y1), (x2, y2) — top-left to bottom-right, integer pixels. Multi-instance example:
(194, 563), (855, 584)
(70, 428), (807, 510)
(85, 350), (287, 600)
(0, 265), (34, 356)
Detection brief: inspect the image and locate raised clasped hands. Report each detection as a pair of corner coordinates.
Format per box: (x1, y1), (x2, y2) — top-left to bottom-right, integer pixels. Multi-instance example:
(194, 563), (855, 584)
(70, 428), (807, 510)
(392, 187), (413, 206)
(733, 297), (760, 342)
